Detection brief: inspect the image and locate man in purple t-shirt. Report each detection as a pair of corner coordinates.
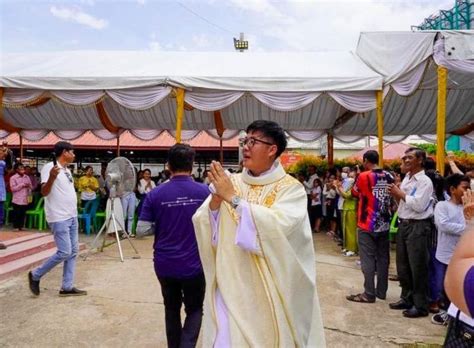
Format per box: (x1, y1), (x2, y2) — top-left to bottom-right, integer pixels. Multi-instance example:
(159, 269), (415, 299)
(137, 143), (209, 348)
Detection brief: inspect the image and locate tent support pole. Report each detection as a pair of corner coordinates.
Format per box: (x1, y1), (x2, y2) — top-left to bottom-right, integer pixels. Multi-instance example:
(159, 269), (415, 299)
(327, 133), (334, 168)
(19, 134), (23, 162)
(213, 110), (225, 164)
(376, 90), (384, 167)
(175, 88), (185, 144)
(436, 66), (447, 176)
(116, 135), (120, 157)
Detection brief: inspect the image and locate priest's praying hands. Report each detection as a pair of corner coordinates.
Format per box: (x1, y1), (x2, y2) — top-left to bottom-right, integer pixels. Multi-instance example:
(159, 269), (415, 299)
(208, 160), (236, 210)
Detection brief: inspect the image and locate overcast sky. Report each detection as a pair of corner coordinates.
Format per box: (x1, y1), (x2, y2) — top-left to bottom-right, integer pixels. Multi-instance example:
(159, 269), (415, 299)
(1, 0), (454, 53)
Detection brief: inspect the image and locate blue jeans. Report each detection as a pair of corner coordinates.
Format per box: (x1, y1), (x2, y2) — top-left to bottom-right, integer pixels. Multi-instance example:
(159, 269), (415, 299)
(433, 257), (448, 308)
(121, 193), (136, 233)
(32, 217), (79, 291)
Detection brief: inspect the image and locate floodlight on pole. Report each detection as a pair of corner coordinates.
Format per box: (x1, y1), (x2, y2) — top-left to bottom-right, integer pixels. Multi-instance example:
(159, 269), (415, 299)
(234, 32), (248, 52)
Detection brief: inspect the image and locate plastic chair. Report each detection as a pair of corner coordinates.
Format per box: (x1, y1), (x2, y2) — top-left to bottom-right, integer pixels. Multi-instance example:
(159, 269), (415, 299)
(4, 192), (13, 225)
(26, 197), (45, 231)
(94, 207), (106, 232)
(78, 198), (100, 235)
(389, 212), (399, 242)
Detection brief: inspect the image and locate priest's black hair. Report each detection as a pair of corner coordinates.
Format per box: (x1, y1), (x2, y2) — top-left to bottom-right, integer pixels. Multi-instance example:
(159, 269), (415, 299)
(246, 120), (287, 158)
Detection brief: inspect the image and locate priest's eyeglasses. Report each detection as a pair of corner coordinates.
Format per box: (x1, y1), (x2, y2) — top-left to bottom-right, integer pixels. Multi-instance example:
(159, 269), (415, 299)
(239, 137), (274, 148)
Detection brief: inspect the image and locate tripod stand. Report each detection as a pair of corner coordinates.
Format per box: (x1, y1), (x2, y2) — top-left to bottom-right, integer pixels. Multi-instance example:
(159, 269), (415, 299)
(83, 190), (140, 262)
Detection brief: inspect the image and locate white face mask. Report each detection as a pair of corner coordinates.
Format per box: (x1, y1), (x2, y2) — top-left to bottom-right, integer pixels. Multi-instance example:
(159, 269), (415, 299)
(341, 172), (348, 179)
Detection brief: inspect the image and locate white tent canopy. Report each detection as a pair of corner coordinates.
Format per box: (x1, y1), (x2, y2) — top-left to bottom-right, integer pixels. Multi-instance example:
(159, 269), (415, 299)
(0, 31), (473, 143)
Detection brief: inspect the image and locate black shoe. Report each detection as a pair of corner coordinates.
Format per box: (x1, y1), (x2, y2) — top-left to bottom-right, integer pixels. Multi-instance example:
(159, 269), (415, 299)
(376, 294), (386, 300)
(28, 271), (40, 296)
(389, 299), (412, 310)
(0, 243), (7, 250)
(59, 287), (87, 297)
(403, 307), (429, 318)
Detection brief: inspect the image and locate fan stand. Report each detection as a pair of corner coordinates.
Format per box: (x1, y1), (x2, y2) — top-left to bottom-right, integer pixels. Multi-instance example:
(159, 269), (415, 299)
(83, 185), (140, 262)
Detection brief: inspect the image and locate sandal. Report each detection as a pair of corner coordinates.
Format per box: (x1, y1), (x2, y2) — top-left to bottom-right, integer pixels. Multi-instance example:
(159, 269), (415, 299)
(346, 293), (375, 303)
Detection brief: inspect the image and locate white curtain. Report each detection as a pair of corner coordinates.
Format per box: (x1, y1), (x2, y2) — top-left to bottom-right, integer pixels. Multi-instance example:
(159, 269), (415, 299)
(287, 130), (325, 142)
(51, 91), (104, 105)
(383, 135), (408, 143)
(167, 130), (201, 141)
(206, 129), (240, 140)
(334, 134), (366, 143)
(107, 86), (172, 110)
(391, 61), (427, 96)
(92, 129), (119, 140)
(129, 129), (163, 141)
(53, 130), (86, 140)
(0, 130), (9, 139)
(3, 89), (45, 105)
(251, 92), (321, 112)
(328, 91), (378, 113)
(185, 90), (244, 111)
(20, 130), (50, 141)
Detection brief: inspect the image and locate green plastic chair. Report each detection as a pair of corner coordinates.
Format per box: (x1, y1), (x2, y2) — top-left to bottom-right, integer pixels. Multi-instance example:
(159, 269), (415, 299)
(26, 196), (46, 231)
(94, 208), (106, 232)
(4, 192), (13, 225)
(389, 212), (399, 242)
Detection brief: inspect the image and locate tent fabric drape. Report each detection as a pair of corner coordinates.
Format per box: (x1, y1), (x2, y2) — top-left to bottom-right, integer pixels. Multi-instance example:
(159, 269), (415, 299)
(391, 61), (427, 96)
(107, 86), (172, 110)
(168, 130), (201, 141)
(19, 130), (49, 141)
(3, 89), (45, 105)
(185, 90), (244, 111)
(286, 130), (325, 142)
(251, 92), (322, 112)
(206, 129), (241, 141)
(129, 129), (163, 141)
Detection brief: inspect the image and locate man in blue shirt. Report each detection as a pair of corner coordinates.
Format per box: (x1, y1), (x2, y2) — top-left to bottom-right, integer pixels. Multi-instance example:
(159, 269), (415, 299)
(137, 143), (209, 348)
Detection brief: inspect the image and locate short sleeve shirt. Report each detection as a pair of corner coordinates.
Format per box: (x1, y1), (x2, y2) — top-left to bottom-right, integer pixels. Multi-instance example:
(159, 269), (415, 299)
(41, 162), (78, 223)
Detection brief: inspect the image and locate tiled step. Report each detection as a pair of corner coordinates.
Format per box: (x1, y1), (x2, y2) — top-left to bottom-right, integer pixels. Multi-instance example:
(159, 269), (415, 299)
(2, 232), (50, 247)
(0, 244), (86, 281)
(0, 235), (57, 265)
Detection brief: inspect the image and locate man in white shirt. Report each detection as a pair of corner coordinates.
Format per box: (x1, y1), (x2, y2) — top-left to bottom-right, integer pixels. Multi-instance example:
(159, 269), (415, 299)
(389, 148), (433, 318)
(28, 141), (87, 297)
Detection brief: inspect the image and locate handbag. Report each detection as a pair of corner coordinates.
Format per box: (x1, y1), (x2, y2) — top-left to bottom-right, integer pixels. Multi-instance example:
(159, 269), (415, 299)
(444, 310), (474, 348)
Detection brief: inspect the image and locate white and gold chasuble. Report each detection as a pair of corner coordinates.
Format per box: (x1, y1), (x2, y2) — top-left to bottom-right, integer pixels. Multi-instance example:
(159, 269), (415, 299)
(193, 163), (326, 347)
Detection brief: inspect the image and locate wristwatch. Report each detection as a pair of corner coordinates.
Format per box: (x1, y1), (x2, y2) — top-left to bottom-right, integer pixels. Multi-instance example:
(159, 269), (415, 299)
(230, 195), (241, 209)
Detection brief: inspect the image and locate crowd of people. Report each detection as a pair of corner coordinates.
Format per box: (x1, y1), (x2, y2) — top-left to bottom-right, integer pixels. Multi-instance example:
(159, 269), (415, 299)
(1, 122), (474, 347)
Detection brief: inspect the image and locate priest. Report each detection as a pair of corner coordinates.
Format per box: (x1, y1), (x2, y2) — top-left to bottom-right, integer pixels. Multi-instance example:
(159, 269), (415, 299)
(192, 120), (326, 347)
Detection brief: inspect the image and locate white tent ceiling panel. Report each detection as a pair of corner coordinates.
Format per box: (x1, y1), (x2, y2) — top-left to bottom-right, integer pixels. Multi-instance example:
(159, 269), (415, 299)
(0, 51), (383, 91)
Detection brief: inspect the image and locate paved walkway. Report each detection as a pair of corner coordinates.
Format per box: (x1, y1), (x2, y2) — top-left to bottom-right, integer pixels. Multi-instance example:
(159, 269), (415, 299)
(0, 232), (446, 347)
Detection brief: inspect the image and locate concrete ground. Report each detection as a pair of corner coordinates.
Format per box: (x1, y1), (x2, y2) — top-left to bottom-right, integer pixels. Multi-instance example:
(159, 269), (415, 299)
(0, 232), (446, 347)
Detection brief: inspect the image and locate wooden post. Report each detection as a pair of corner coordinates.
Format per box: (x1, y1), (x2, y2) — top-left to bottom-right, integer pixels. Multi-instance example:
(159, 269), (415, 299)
(116, 134), (120, 157)
(327, 133), (334, 168)
(19, 134), (23, 162)
(436, 66), (447, 175)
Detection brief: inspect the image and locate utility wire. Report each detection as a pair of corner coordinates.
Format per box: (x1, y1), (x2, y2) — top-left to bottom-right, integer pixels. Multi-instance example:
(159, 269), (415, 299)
(175, 1), (235, 35)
